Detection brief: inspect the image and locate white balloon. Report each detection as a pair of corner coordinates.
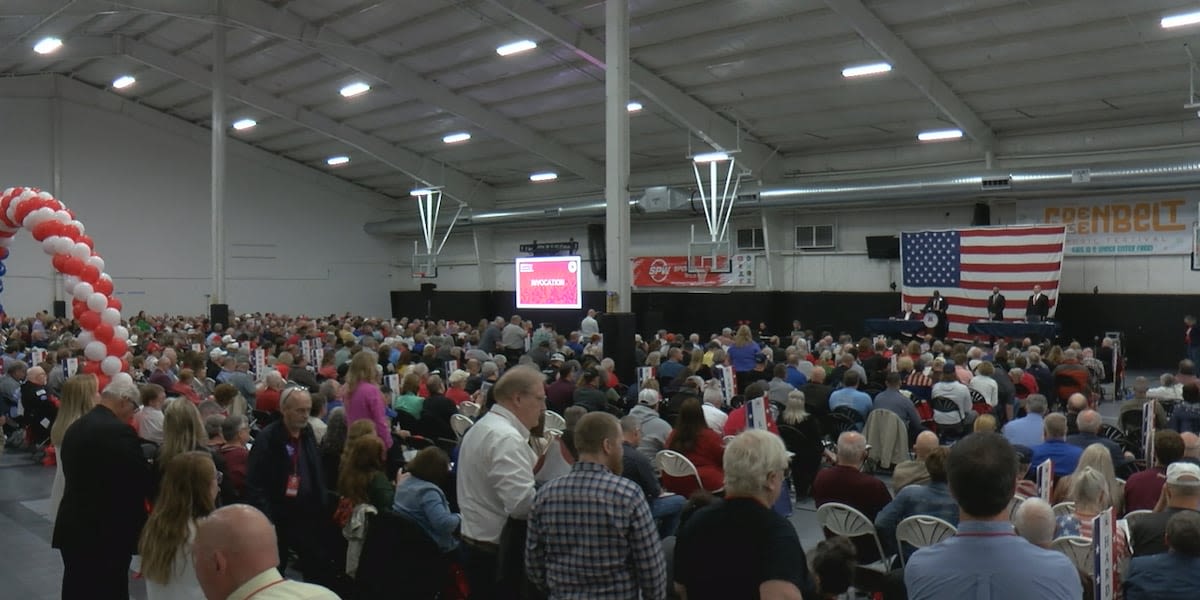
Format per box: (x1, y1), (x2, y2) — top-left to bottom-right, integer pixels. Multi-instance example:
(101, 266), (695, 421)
(114, 325), (130, 341)
(76, 331), (94, 346)
(111, 372), (133, 387)
(50, 210), (70, 224)
(85, 255), (105, 272)
(101, 307), (121, 326)
(73, 282), (94, 301)
(68, 220), (84, 235)
(42, 236), (61, 255)
(53, 236), (73, 254)
(87, 292), (108, 312)
(101, 355), (122, 376)
(36, 191), (53, 200)
(69, 242), (90, 259)
(22, 206), (55, 229)
(6, 195), (26, 225)
(1, 188), (11, 197)
(84, 341), (107, 361)
(63, 278), (78, 295)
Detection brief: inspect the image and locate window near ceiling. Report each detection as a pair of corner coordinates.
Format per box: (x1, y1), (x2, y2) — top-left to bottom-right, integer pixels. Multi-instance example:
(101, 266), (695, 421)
(795, 224), (836, 250)
(736, 227), (765, 251)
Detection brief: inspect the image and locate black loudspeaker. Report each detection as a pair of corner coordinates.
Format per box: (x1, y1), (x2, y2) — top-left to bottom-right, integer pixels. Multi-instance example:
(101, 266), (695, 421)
(52, 300), (66, 319)
(972, 202), (991, 226)
(865, 236), (901, 259)
(420, 283), (437, 294)
(599, 312), (636, 384)
(210, 303), (230, 329)
(587, 224), (606, 281)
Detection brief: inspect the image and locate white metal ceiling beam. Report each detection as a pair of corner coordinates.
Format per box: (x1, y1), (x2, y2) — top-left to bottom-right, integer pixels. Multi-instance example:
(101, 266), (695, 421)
(483, 0), (779, 176)
(222, 0), (606, 186)
(822, 0), (995, 150)
(0, 0), (214, 18)
(119, 36), (494, 206)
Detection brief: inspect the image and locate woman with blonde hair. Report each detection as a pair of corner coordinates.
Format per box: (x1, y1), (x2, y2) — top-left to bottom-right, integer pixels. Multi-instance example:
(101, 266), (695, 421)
(1052, 443), (1125, 515)
(779, 390), (823, 499)
(727, 325), (761, 375)
(138, 451), (219, 599)
(1054, 466), (1129, 560)
(156, 399), (232, 504)
(49, 374), (99, 520)
(343, 350), (392, 450)
(973, 413), (998, 433)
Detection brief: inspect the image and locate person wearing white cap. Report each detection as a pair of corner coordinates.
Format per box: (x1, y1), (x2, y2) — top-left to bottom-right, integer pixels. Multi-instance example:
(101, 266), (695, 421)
(1129, 462), (1200, 557)
(628, 388), (671, 463)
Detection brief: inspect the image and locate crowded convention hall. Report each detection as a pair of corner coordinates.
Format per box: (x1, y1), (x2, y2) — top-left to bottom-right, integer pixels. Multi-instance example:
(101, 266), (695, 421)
(6, 2), (1200, 600)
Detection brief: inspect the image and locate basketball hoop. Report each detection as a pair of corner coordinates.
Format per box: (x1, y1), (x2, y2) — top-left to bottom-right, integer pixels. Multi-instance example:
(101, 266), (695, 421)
(408, 187), (462, 280)
(687, 150), (746, 274)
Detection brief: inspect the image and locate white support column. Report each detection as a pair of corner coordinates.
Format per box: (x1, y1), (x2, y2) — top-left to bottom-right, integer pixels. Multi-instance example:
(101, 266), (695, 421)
(50, 90), (62, 305)
(210, 1), (226, 305)
(604, 0), (631, 312)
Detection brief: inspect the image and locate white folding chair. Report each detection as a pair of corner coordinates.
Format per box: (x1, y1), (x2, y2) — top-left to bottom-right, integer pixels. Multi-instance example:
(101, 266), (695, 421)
(544, 410), (566, 431)
(655, 449), (722, 494)
(1052, 501), (1076, 518)
(459, 401), (480, 418)
(815, 502), (891, 572)
(1051, 536), (1093, 573)
(1008, 495), (1025, 521)
(1124, 509), (1153, 524)
(895, 515), (957, 566)
(450, 414), (474, 440)
(722, 435), (736, 447)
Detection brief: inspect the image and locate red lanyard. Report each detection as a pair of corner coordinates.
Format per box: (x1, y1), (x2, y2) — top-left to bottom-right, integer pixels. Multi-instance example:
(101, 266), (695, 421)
(289, 438), (300, 475)
(243, 578), (285, 599)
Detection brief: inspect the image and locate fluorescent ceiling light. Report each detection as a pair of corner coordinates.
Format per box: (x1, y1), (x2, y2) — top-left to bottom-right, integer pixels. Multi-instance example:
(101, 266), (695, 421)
(442, 132), (471, 144)
(917, 129), (964, 141)
(841, 62), (893, 78)
(232, 118), (257, 131)
(496, 40), (537, 56)
(693, 151), (730, 163)
(339, 82), (370, 97)
(33, 37), (62, 54)
(112, 75), (136, 89)
(627, 101), (643, 112)
(326, 155), (350, 166)
(1162, 10), (1200, 28)
(529, 172), (558, 182)
(410, 188), (434, 196)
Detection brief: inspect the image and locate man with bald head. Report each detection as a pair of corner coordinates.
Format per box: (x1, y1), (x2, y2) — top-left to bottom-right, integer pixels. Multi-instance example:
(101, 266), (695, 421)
(1067, 408), (1131, 468)
(245, 386), (336, 590)
(893, 431), (941, 492)
(814, 431), (892, 562)
(1182, 432), (1200, 464)
(193, 504), (337, 600)
(1064, 392), (1088, 435)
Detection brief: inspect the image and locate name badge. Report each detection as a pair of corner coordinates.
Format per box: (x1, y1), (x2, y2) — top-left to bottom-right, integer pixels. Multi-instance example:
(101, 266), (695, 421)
(285, 475), (300, 498)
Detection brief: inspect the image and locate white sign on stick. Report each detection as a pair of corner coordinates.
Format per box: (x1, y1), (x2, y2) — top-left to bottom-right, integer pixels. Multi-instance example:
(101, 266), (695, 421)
(1036, 459), (1054, 502)
(1143, 401), (1157, 467)
(1092, 507), (1115, 600)
(746, 396), (768, 431)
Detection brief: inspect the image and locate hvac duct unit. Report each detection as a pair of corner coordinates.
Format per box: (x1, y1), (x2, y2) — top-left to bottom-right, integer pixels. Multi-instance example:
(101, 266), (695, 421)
(980, 176), (1011, 191)
(638, 186), (689, 212)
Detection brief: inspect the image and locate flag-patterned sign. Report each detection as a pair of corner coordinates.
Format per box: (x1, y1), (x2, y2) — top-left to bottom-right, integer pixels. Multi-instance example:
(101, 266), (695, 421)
(901, 225), (1066, 340)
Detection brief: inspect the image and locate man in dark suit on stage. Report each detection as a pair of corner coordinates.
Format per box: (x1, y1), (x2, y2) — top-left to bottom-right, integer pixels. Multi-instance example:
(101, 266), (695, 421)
(987, 287), (1006, 321)
(896, 303), (922, 321)
(52, 375), (150, 600)
(923, 291), (949, 339)
(1026, 285), (1050, 322)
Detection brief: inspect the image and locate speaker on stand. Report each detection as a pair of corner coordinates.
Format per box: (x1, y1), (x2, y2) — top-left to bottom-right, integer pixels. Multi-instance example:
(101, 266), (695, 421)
(420, 282), (437, 320)
(210, 304), (229, 330)
(971, 202), (991, 226)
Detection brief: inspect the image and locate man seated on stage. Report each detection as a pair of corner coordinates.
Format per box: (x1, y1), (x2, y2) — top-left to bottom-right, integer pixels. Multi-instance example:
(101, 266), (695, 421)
(1025, 285), (1050, 322)
(896, 304), (922, 321)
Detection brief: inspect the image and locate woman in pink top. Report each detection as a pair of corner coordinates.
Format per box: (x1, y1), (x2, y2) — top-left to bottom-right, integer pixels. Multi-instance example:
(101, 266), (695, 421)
(343, 351), (392, 449)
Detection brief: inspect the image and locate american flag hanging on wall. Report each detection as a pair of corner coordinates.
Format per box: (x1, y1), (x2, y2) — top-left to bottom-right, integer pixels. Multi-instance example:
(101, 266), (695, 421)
(900, 225), (1067, 340)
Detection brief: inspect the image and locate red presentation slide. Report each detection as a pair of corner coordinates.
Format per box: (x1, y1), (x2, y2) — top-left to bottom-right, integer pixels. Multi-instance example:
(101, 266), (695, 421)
(515, 256), (582, 309)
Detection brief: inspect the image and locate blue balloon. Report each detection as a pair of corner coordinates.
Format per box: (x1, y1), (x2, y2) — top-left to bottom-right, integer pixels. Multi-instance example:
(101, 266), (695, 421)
(0, 263), (7, 277)
(0, 280), (6, 293)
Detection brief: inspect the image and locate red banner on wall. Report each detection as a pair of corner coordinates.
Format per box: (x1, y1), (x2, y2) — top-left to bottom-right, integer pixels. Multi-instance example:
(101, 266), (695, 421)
(631, 255), (755, 288)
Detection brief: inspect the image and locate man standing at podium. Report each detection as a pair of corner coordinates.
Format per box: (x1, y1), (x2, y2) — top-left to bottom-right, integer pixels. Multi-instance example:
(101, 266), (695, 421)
(987, 287), (1006, 321)
(923, 291), (949, 340)
(1025, 285), (1050, 322)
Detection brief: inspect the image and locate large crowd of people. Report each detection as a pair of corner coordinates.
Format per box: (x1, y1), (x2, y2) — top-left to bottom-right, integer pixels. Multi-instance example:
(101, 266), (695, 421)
(4, 309), (1200, 599)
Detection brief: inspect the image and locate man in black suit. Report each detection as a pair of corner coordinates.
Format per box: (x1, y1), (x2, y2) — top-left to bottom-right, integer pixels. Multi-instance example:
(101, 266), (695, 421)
(987, 287), (1006, 321)
(1026, 285), (1050, 322)
(52, 375), (150, 600)
(923, 291), (949, 339)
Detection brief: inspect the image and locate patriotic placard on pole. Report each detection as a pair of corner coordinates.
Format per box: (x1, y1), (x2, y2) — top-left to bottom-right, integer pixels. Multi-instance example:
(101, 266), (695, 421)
(636, 367), (654, 388)
(1036, 459), (1054, 502)
(715, 365), (736, 403)
(1092, 507), (1115, 600)
(746, 396), (768, 431)
(901, 225), (1066, 340)
(1143, 400), (1157, 467)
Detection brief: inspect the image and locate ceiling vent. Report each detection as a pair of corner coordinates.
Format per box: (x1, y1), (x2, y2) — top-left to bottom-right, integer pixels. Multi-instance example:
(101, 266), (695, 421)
(980, 176), (1011, 191)
(638, 186), (690, 212)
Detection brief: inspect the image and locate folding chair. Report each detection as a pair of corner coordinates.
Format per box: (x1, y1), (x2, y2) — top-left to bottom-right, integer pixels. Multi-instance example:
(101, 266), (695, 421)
(816, 502), (891, 572)
(450, 414), (474, 440)
(1052, 501), (1075, 518)
(1051, 536), (1093, 574)
(543, 410), (566, 431)
(1009, 495), (1025, 521)
(656, 449), (723, 495)
(931, 396), (965, 441)
(458, 401), (479, 418)
(895, 515), (957, 566)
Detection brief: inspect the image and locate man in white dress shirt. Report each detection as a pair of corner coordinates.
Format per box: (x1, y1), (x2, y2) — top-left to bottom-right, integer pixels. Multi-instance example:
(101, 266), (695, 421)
(580, 309), (599, 337)
(456, 366), (545, 599)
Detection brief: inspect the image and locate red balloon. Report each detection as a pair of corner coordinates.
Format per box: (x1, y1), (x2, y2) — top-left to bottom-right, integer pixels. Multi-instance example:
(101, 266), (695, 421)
(12, 199), (40, 226)
(96, 374), (110, 392)
(94, 277), (114, 296)
(52, 254), (68, 272)
(62, 257), (84, 276)
(71, 300), (86, 316)
(79, 264), (100, 284)
(120, 359), (130, 372)
(107, 296), (122, 311)
(81, 360), (101, 375)
(31, 220), (57, 241)
(106, 338), (127, 356)
(79, 235), (94, 250)
(78, 310), (100, 330)
(60, 223), (80, 240)
(93, 323), (114, 343)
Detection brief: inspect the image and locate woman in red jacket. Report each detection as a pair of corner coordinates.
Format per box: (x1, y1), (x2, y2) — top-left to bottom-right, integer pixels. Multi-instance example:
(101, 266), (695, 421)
(663, 397), (725, 496)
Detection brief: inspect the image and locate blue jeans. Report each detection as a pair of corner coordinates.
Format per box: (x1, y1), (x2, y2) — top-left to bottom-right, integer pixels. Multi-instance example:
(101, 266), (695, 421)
(651, 494), (686, 538)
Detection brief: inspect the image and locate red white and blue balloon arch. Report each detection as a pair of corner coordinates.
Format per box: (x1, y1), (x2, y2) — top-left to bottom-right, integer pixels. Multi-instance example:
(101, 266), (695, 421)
(0, 187), (129, 390)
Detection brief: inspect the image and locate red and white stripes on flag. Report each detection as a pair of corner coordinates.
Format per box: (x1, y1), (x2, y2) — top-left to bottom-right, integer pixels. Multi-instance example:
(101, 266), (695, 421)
(900, 225), (1067, 340)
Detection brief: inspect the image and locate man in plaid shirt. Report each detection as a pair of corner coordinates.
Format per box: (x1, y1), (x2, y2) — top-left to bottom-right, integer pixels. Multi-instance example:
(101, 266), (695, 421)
(526, 412), (666, 599)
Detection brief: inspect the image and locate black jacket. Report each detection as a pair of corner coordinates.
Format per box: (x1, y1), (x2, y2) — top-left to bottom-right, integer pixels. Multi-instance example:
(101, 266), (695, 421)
(52, 405), (151, 554)
(245, 420), (328, 522)
(417, 393), (457, 442)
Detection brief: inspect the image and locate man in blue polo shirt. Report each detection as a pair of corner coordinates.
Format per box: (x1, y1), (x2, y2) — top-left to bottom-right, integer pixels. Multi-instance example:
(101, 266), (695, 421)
(1031, 413), (1083, 477)
(1002, 393), (1047, 448)
(828, 371), (872, 421)
(905, 432), (1081, 600)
